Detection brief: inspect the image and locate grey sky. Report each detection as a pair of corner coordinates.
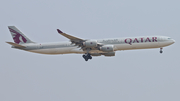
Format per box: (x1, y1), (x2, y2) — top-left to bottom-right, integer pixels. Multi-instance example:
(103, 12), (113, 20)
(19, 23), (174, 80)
(0, 0), (179, 101)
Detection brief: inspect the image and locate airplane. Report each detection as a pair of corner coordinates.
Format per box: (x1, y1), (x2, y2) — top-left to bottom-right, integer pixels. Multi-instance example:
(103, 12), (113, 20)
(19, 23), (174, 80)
(6, 26), (175, 61)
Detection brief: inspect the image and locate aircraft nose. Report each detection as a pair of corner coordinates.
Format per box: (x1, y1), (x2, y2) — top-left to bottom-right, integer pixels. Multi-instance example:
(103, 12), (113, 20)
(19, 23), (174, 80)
(171, 39), (175, 44)
(172, 39), (175, 43)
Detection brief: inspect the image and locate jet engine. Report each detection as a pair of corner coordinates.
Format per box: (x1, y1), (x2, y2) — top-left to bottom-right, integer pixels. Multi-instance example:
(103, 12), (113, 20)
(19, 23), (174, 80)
(91, 53), (101, 56)
(103, 52), (115, 56)
(99, 45), (114, 52)
(83, 40), (97, 47)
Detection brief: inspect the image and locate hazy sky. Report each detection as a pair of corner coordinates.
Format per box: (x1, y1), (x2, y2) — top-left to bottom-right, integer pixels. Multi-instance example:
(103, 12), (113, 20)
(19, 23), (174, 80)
(1, 0), (179, 101)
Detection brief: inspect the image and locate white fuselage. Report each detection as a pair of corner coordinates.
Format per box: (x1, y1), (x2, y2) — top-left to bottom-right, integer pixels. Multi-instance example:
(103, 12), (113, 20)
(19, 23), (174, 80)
(15, 36), (175, 55)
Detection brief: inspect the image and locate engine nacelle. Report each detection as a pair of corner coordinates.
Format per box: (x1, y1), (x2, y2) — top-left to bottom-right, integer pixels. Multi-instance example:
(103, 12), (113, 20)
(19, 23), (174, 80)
(83, 40), (97, 47)
(91, 53), (101, 56)
(103, 52), (115, 57)
(99, 45), (114, 52)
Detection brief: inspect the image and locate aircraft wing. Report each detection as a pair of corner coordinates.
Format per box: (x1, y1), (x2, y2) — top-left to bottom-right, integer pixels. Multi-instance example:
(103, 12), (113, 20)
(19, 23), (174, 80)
(57, 29), (86, 47)
(57, 29), (103, 51)
(57, 29), (84, 41)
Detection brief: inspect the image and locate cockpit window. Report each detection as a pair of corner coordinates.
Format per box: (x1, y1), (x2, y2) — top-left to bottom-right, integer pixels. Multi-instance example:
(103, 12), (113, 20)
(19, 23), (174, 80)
(168, 38), (171, 39)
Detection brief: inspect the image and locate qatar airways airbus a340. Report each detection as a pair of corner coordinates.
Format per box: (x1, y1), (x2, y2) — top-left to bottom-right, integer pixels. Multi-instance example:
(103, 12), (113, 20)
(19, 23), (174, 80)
(6, 26), (175, 61)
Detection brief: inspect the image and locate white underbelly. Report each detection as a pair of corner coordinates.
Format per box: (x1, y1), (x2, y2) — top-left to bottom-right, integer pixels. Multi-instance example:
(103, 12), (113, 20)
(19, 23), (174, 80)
(28, 47), (83, 54)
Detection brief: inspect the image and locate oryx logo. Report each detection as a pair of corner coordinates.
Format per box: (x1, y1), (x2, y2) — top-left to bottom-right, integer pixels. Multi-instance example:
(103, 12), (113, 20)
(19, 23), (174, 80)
(9, 28), (27, 44)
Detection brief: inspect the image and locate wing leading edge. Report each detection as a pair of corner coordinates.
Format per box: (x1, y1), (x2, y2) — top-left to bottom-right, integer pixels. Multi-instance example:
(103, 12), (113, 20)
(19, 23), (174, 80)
(57, 29), (86, 48)
(57, 29), (84, 41)
(57, 29), (103, 49)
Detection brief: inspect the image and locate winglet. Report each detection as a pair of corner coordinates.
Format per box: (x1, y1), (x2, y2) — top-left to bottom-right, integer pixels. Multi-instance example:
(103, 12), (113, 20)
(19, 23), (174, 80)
(57, 29), (63, 33)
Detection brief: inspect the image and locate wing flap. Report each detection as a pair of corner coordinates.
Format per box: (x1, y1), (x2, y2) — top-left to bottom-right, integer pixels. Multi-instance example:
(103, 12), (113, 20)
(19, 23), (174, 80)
(6, 42), (26, 48)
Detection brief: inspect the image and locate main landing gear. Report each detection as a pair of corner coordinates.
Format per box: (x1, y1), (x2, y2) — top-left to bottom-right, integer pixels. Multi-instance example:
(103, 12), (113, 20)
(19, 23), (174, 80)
(82, 53), (92, 61)
(160, 48), (163, 54)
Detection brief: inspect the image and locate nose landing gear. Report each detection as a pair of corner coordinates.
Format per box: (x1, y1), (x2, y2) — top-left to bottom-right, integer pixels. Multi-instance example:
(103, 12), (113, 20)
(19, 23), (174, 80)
(82, 53), (92, 61)
(160, 48), (163, 53)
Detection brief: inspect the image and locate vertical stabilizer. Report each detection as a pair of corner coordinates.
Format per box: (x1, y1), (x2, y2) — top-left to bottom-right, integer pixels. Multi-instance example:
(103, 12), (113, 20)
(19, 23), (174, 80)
(8, 26), (34, 44)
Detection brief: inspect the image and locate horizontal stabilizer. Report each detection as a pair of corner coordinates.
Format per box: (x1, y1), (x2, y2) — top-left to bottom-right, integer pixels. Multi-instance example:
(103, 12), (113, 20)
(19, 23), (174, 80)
(6, 42), (26, 48)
